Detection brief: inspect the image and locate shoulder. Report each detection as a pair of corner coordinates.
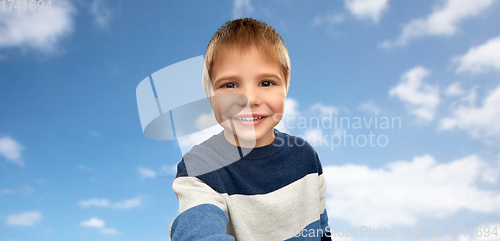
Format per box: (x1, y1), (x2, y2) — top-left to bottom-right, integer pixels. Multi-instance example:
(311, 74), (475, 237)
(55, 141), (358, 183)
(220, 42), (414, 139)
(174, 133), (230, 193)
(274, 130), (323, 174)
(175, 133), (222, 178)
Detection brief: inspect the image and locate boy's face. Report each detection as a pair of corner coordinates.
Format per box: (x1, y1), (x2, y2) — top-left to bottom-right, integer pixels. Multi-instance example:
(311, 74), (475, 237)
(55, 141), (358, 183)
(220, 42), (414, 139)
(210, 46), (286, 147)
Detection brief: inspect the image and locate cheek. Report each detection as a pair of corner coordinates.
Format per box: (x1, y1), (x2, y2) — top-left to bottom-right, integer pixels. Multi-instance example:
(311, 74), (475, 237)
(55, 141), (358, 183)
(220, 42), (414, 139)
(267, 95), (286, 118)
(213, 93), (248, 121)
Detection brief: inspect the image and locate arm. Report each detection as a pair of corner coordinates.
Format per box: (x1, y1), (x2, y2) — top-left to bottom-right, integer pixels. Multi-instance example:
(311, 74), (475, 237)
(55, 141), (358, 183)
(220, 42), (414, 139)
(169, 175), (235, 241)
(170, 203), (234, 241)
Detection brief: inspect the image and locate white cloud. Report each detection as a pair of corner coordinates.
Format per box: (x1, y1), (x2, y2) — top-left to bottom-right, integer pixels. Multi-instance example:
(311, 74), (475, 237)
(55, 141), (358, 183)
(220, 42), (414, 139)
(389, 66), (440, 121)
(358, 100), (382, 113)
(78, 164), (93, 172)
(101, 228), (119, 235)
(79, 198), (110, 208)
(313, 14), (344, 26)
(324, 154), (500, 227)
(137, 165), (176, 178)
(284, 98), (300, 117)
(0, 0), (75, 53)
(276, 99), (341, 134)
(79, 196), (142, 210)
(138, 167), (157, 179)
(445, 82), (464, 96)
(0, 136), (24, 166)
(276, 98), (301, 133)
(454, 36), (500, 74)
(382, 0), (496, 47)
(344, 0), (389, 23)
(88, 130), (102, 137)
(1, 189), (13, 195)
(451, 85), (479, 107)
(80, 218), (105, 228)
(160, 165), (177, 176)
(304, 129), (323, 146)
(233, 0), (253, 19)
(112, 196), (142, 210)
(6, 212), (42, 226)
(90, 0), (112, 28)
(440, 85), (500, 140)
(464, 224), (500, 241)
(80, 218), (120, 235)
(177, 124), (224, 157)
(310, 102), (339, 117)
(195, 113), (218, 131)
(0, 186), (34, 195)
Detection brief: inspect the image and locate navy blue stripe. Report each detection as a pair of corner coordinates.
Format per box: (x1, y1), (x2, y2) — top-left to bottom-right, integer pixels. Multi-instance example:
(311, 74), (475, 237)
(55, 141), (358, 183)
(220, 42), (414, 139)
(176, 131), (324, 195)
(175, 160), (188, 178)
(320, 209), (332, 241)
(200, 146), (317, 195)
(321, 232), (332, 241)
(316, 152), (323, 176)
(284, 210), (331, 241)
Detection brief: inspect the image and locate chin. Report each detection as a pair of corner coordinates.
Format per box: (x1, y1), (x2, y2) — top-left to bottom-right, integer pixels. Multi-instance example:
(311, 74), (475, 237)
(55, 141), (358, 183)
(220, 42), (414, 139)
(230, 126), (259, 142)
(219, 118), (276, 146)
(238, 127), (275, 145)
(237, 130), (261, 142)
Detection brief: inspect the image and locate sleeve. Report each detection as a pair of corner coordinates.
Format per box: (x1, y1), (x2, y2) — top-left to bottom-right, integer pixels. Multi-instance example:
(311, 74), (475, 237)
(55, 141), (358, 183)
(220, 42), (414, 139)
(317, 153), (332, 241)
(169, 164), (235, 241)
(170, 203), (235, 241)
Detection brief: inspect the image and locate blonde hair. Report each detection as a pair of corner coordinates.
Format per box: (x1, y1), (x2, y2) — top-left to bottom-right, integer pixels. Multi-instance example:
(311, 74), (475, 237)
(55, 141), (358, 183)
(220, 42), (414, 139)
(202, 18), (291, 98)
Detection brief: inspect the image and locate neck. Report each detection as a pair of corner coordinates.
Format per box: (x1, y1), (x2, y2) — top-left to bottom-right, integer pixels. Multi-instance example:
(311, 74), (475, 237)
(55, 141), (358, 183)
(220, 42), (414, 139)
(223, 129), (275, 148)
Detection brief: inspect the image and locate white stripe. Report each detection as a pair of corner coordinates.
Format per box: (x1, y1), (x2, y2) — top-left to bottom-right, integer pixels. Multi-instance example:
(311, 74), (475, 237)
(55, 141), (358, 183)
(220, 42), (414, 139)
(173, 176), (229, 214)
(172, 173), (324, 240)
(319, 173), (326, 214)
(227, 173), (322, 240)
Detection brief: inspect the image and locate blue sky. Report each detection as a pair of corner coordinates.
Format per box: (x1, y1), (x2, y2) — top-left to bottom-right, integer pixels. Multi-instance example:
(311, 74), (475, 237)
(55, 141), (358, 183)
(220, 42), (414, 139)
(1, 0), (500, 240)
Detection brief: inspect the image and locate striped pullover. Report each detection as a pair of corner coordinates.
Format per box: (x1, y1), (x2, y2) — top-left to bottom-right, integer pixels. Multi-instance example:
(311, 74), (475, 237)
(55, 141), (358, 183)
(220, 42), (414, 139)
(170, 129), (331, 241)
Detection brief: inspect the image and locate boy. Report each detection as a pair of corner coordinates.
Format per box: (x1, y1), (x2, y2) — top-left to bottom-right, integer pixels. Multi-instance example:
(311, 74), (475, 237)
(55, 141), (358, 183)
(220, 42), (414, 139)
(170, 18), (331, 241)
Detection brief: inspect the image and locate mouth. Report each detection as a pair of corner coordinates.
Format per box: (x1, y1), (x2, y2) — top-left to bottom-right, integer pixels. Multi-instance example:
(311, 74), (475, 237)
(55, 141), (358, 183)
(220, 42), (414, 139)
(233, 116), (264, 121)
(231, 115), (268, 126)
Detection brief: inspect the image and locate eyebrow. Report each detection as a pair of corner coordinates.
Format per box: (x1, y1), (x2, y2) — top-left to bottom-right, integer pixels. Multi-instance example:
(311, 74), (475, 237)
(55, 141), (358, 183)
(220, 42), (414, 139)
(257, 73), (284, 82)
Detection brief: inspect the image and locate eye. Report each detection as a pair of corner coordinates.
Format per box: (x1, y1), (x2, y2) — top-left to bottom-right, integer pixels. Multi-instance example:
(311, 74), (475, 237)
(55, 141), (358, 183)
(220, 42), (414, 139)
(221, 82), (237, 88)
(260, 80), (274, 87)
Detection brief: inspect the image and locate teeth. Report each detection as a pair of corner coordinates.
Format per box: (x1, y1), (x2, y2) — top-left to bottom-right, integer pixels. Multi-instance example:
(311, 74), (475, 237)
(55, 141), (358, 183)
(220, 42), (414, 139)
(235, 116), (263, 121)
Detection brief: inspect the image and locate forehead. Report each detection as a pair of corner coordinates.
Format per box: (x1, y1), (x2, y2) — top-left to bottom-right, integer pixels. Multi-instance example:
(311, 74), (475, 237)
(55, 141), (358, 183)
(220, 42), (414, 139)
(211, 45), (284, 81)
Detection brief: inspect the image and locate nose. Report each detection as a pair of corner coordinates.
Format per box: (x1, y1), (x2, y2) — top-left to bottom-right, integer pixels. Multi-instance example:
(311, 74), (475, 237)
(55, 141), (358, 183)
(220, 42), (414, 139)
(238, 85), (261, 107)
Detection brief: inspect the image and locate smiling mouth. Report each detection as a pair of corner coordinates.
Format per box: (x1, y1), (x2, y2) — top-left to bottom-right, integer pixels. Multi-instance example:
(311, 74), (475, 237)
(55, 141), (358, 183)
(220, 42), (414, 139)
(233, 116), (264, 121)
